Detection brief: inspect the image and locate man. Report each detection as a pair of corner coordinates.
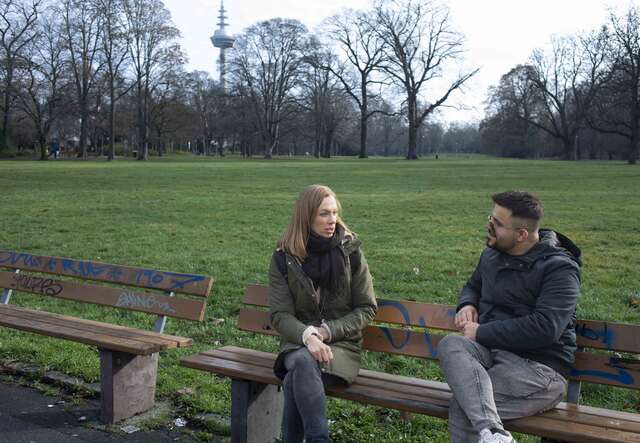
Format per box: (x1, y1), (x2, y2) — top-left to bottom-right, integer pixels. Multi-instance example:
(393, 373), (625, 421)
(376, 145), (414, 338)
(438, 190), (581, 443)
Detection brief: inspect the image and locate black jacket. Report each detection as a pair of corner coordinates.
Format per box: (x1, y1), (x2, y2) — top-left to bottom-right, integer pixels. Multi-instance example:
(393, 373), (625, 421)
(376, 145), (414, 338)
(458, 230), (581, 376)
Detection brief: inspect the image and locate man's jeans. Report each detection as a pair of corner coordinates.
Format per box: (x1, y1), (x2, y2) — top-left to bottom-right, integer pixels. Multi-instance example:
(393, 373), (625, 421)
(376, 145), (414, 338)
(282, 348), (342, 443)
(438, 335), (567, 443)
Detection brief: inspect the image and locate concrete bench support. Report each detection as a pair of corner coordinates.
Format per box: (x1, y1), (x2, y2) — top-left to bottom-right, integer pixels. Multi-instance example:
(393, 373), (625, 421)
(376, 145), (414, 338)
(99, 349), (158, 423)
(231, 379), (283, 443)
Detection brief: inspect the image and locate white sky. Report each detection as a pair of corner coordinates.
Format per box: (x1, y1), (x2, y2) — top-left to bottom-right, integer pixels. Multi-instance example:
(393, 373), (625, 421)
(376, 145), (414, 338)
(164, 0), (635, 124)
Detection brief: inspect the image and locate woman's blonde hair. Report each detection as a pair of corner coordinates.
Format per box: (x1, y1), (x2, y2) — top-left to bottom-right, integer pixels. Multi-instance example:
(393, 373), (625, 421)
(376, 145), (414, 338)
(278, 184), (349, 260)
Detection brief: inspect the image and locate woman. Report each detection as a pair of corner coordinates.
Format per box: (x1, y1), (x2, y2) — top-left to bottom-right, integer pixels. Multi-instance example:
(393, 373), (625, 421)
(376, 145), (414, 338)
(269, 184), (377, 443)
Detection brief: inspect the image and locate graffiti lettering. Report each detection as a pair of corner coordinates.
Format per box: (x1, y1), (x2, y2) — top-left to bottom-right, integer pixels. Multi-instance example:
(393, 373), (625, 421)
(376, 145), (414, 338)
(576, 322), (615, 349)
(11, 274), (63, 296)
(0, 252), (42, 267)
(0, 251), (207, 291)
(570, 357), (638, 385)
(377, 300), (438, 357)
(116, 291), (176, 314)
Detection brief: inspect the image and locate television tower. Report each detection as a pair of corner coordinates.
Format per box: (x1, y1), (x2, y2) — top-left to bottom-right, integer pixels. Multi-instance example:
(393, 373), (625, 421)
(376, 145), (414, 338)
(210, 1), (235, 90)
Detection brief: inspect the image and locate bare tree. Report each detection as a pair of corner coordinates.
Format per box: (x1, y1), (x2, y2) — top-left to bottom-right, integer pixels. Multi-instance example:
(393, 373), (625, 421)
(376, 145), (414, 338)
(96, 0), (131, 160)
(528, 31), (609, 160)
(0, 0), (40, 151)
(186, 70), (219, 155)
(60, 0), (103, 158)
(14, 6), (67, 159)
(374, 0), (477, 159)
(481, 64), (542, 158)
(229, 18), (308, 159)
(589, 6), (640, 164)
(320, 8), (386, 158)
(123, 0), (180, 161)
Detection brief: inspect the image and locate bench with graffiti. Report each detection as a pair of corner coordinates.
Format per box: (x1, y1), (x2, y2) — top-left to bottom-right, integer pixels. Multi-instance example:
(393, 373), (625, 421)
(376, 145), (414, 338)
(182, 283), (640, 443)
(0, 250), (214, 423)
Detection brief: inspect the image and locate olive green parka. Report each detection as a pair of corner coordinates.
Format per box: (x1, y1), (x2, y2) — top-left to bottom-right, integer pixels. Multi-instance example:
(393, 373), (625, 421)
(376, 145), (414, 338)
(269, 233), (377, 384)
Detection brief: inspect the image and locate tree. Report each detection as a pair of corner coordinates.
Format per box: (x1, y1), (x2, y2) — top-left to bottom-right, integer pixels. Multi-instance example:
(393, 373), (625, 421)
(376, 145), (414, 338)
(186, 70), (219, 155)
(96, 0), (131, 160)
(321, 8), (386, 158)
(14, 6), (67, 160)
(229, 18), (308, 159)
(123, 0), (181, 160)
(589, 6), (640, 164)
(0, 0), (40, 151)
(527, 31), (609, 160)
(481, 64), (543, 158)
(61, 0), (103, 158)
(374, 0), (477, 159)
(300, 43), (350, 158)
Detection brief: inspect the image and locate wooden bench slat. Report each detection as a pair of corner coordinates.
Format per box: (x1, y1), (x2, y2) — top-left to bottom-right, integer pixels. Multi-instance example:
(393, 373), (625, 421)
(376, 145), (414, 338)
(0, 250), (213, 296)
(507, 414), (640, 443)
(182, 348), (640, 442)
(238, 308), (640, 390)
(209, 346), (640, 433)
(576, 320), (640, 354)
(571, 351), (640, 389)
(0, 305), (191, 348)
(0, 271), (206, 321)
(244, 284), (640, 352)
(0, 310), (163, 355)
(553, 402), (640, 425)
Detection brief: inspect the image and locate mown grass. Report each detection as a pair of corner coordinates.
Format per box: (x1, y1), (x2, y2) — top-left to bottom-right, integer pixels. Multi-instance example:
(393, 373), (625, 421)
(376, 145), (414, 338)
(0, 155), (639, 442)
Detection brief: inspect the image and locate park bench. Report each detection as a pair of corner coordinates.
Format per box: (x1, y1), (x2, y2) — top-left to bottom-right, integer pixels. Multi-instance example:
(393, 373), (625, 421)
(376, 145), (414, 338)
(181, 283), (640, 443)
(0, 250), (213, 423)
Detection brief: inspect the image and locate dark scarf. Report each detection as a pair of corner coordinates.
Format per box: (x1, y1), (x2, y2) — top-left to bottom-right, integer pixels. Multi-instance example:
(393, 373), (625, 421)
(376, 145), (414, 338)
(302, 225), (345, 291)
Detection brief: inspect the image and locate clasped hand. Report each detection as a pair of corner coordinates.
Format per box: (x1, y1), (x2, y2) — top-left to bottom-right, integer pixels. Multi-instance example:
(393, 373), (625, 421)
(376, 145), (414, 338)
(454, 305), (479, 341)
(306, 334), (333, 363)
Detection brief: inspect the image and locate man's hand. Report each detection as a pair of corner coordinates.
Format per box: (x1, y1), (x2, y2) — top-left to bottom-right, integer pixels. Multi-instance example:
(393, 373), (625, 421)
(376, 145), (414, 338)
(455, 305), (478, 330)
(461, 321), (479, 341)
(306, 335), (334, 363)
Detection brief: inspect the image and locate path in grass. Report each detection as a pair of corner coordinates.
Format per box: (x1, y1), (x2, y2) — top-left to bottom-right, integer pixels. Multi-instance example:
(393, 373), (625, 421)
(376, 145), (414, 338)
(1, 157), (638, 441)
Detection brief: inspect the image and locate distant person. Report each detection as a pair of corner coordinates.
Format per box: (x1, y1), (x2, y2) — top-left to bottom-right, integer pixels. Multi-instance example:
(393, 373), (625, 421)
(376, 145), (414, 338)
(269, 184), (377, 443)
(49, 141), (60, 159)
(438, 190), (581, 443)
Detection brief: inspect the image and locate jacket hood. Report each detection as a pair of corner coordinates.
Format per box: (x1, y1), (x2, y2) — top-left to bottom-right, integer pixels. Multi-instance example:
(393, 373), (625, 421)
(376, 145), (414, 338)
(537, 229), (582, 267)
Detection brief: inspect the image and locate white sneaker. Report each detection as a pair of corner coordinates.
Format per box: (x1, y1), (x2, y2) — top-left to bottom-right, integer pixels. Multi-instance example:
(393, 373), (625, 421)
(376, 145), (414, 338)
(478, 428), (515, 443)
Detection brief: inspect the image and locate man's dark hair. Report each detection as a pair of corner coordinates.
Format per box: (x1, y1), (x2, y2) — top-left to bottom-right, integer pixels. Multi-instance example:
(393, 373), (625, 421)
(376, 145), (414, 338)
(492, 190), (543, 226)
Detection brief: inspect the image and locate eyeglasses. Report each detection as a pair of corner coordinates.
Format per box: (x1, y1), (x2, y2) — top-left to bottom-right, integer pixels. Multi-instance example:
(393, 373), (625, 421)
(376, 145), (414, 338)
(487, 214), (525, 232)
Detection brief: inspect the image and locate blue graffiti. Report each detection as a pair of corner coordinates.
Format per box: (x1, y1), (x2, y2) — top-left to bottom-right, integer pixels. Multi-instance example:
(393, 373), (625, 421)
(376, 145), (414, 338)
(377, 300), (438, 357)
(0, 252), (42, 267)
(1, 250), (206, 291)
(570, 357), (636, 385)
(576, 322), (615, 349)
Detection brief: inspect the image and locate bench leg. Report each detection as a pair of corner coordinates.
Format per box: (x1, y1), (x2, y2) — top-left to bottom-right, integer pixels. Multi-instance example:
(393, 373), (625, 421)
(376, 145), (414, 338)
(231, 379), (283, 443)
(99, 349), (158, 423)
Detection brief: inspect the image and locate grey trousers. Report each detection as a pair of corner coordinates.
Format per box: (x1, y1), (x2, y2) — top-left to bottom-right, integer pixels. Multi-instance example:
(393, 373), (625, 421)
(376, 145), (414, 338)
(438, 335), (567, 443)
(282, 348), (343, 443)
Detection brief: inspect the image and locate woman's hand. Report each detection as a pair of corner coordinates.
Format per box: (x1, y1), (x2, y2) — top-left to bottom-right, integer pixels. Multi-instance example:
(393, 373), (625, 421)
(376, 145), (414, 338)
(306, 335), (333, 363)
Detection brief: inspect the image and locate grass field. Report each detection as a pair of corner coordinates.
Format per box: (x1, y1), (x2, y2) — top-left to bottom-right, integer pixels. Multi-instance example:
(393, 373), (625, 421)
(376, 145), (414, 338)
(0, 156), (639, 441)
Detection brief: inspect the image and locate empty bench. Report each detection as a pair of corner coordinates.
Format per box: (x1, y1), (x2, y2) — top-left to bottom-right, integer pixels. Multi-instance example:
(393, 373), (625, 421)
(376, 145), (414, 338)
(181, 284), (640, 443)
(0, 250), (213, 423)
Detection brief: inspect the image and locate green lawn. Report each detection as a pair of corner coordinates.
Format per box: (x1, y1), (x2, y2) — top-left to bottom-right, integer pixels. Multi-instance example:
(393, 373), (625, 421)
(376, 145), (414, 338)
(0, 156), (639, 442)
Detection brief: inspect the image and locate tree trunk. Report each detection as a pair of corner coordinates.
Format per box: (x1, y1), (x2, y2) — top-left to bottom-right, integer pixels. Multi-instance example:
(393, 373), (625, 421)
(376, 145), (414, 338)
(407, 122), (418, 160)
(39, 135), (48, 161)
(359, 81), (368, 158)
(108, 86), (116, 161)
(1, 64), (13, 150)
(629, 120), (638, 165)
(406, 96), (418, 160)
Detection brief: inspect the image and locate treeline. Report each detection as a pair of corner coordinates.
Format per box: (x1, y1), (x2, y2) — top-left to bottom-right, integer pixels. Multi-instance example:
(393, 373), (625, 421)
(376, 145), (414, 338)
(2, 0), (638, 162)
(0, 0), (480, 160)
(480, 5), (640, 164)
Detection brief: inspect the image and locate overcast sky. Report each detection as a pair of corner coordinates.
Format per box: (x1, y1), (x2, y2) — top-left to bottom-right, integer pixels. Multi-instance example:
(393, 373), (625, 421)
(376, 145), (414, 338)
(164, 0), (634, 124)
